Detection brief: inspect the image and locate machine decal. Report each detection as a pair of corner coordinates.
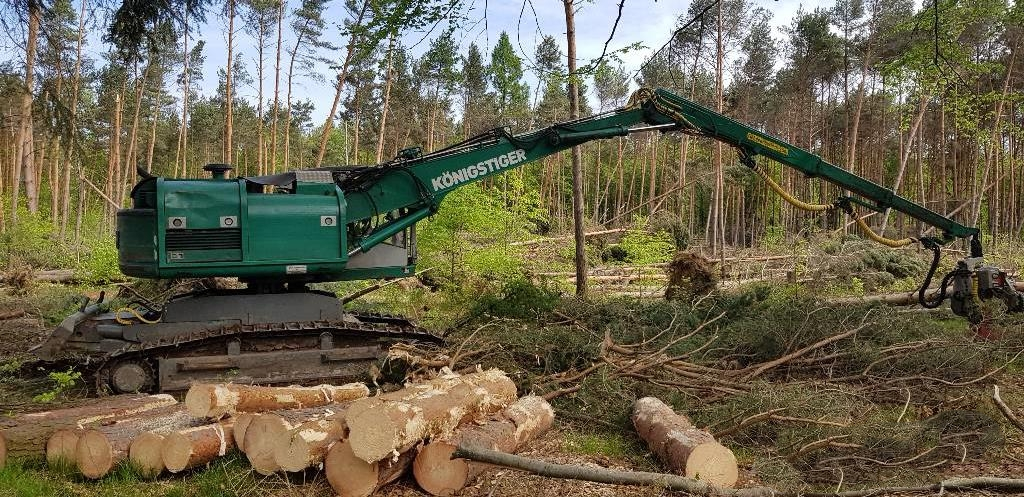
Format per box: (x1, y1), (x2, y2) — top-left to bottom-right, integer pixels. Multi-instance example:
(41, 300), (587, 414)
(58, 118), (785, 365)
(746, 132), (789, 156)
(430, 149), (527, 191)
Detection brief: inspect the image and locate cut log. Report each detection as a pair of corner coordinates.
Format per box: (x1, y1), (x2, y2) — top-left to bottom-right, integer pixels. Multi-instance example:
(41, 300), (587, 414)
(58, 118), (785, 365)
(241, 403), (349, 474)
(0, 310), (26, 320)
(0, 394), (177, 464)
(631, 397), (737, 488)
(75, 405), (191, 479)
(162, 420), (235, 473)
(414, 395), (555, 496)
(274, 417), (346, 472)
(185, 382), (369, 418)
(325, 440), (415, 497)
(128, 432), (166, 479)
(233, 412), (255, 452)
(45, 429), (81, 466)
(345, 368), (517, 464)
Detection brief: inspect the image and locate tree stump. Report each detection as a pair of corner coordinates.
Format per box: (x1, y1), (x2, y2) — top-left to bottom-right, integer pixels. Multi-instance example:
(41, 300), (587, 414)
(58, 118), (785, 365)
(631, 397), (737, 487)
(185, 382), (369, 418)
(413, 395), (555, 496)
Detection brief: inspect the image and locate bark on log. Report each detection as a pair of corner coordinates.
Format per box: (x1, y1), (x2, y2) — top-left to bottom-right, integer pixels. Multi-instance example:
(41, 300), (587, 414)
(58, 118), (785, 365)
(162, 420), (235, 473)
(0, 394), (177, 464)
(185, 382), (369, 418)
(325, 440), (415, 497)
(831, 281), (1024, 307)
(632, 397), (737, 488)
(413, 395), (555, 496)
(345, 368), (517, 464)
(75, 405), (191, 479)
(45, 429), (81, 466)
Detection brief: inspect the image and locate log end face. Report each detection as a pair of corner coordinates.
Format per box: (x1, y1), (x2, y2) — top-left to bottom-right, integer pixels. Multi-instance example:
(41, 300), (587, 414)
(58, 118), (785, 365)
(161, 432), (194, 473)
(184, 384), (214, 418)
(76, 429), (113, 480)
(413, 442), (467, 496)
(233, 413), (254, 452)
(129, 432), (165, 479)
(686, 442), (738, 489)
(46, 429), (80, 467)
(325, 441), (379, 497)
(274, 437), (307, 473)
(244, 415), (289, 475)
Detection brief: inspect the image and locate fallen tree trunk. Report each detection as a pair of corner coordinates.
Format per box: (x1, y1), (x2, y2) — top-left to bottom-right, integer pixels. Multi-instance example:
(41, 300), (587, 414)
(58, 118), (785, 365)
(453, 444), (1024, 497)
(0, 310), (26, 320)
(413, 395), (554, 496)
(831, 281), (1024, 307)
(185, 382), (369, 419)
(162, 420), (235, 473)
(345, 368), (517, 464)
(632, 397), (737, 488)
(34, 269), (76, 283)
(75, 405), (191, 479)
(0, 394), (177, 464)
(325, 440), (415, 497)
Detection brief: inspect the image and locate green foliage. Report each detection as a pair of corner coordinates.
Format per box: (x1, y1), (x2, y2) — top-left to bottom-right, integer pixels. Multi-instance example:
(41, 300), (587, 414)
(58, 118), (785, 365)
(858, 248), (926, 278)
(562, 432), (633, 459)
(32, 368), (82, 403)
(75, 236), (122, 284)
(615, 217), (676, 265)
(0, 210), (74, 270)
(471, 278), (560, 319)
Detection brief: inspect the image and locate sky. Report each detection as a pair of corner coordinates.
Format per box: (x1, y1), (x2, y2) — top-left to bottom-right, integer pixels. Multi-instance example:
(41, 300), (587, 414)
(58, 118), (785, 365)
(189, 0), (823, 119)
(0, 0), (827, 119)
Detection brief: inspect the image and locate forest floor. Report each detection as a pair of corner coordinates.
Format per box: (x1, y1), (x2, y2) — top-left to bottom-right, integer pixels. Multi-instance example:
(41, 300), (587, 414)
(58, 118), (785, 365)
(1, 248), (1024, 496)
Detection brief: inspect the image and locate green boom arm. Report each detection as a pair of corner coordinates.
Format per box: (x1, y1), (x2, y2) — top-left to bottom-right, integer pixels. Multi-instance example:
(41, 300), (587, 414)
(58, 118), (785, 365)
(341, 87), (979, 256)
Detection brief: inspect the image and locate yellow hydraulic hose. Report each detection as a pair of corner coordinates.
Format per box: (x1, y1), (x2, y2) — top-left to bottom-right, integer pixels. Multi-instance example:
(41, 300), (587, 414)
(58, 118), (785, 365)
(115, 307), (162, 325)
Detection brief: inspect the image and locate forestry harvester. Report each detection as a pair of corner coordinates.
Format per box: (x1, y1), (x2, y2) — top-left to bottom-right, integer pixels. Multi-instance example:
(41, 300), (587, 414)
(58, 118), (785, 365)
(30, 88), (1024, 393)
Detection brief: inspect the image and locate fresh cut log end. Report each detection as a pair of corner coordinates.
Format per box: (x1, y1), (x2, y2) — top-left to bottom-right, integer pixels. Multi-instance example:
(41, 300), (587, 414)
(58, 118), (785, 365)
(274, 418), (345, 473)
(45, 429), (80, 467)
(631, 396), (738, 488)
(325, 440), (414, 497)
(128, 432), (165, 479)
(75, 429), (115, 479)
(412, 442), (467, 496)
(243, 415), (291, 475)
(184, 383), (217, 418)
(685, 442), (738, 488)
(233, 413), (254, 452)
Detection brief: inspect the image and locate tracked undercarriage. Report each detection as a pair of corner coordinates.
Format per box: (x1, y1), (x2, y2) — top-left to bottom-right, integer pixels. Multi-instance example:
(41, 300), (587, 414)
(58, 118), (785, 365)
(31, 290), (442, 394)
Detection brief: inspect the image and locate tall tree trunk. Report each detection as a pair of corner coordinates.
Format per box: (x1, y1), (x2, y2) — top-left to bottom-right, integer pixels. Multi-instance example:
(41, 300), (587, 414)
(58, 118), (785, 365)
(123, 61), (152, 204)
(972, 43), (1018, 227)
(283, 30), (307, 170)
(314, 0), (368, 168)
(105, 89), (124, 223)
(174, 20), (191, 178)
(224, 0), (235, 166)
(255, 11), (267, 175)
(879, 93), (928, 233)
(563, 0), (586, 298)
(270, 2), (284, 172)
(374, 33), (396, 164)
(13, 0), (41, 221)
(60, 0), (87, 240)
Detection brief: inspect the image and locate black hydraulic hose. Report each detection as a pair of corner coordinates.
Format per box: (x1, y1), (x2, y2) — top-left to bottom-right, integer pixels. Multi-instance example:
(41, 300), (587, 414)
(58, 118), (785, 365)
(918, 246), (951, 308)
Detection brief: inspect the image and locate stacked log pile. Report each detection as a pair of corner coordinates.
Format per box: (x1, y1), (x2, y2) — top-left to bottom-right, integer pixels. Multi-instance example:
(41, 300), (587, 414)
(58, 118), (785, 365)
(0, 370), (559, 496)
